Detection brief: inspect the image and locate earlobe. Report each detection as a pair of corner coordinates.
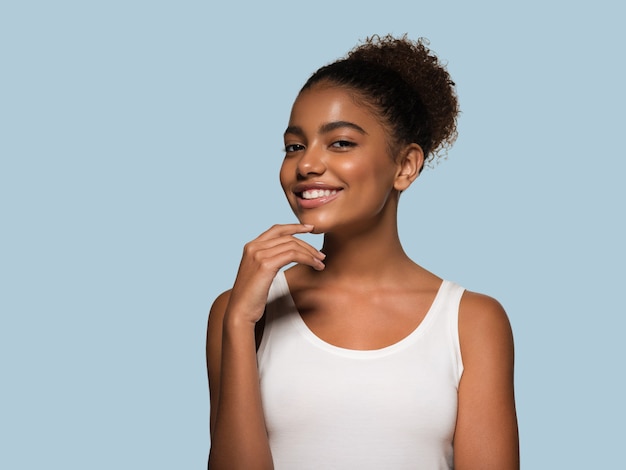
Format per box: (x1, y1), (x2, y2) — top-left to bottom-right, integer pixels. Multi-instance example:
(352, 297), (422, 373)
(394, 144), (424, 191)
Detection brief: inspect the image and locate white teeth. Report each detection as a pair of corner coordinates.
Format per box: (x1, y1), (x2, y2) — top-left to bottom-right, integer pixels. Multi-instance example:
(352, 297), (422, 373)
(301, 189), (337, 200)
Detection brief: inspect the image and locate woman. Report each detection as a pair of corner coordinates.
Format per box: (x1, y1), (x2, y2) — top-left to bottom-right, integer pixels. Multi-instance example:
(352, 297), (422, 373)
(207, 35), (519, 469)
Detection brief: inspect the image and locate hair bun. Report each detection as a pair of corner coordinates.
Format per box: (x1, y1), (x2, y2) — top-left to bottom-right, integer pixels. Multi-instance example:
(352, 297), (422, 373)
(346, 34), (459, 163)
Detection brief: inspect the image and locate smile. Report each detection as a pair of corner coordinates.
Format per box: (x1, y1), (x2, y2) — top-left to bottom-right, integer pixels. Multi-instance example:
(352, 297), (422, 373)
(294, 186), (342, 209)
(301, 189), (338, 200)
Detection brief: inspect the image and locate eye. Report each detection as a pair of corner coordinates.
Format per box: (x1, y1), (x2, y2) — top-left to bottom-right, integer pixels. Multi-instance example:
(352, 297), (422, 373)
(330, 140), (356, 149)
(284, 143), (305, 153)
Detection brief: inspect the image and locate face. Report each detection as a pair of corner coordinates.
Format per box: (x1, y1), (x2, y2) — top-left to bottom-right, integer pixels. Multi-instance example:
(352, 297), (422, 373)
(280, 85), (407, 234)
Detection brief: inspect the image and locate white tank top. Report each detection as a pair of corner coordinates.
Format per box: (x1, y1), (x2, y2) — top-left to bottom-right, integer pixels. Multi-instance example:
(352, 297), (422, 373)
(258, 271), (465, 470)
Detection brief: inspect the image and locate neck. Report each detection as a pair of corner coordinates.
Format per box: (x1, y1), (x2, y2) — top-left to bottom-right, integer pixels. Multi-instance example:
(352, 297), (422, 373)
(318, 207), (412, 283)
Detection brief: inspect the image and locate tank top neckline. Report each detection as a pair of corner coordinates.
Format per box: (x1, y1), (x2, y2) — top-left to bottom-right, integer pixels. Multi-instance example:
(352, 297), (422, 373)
(273, 270), (450, 359)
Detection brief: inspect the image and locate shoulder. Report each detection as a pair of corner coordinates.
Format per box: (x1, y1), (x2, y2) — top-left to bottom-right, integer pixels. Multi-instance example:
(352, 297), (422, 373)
(206, 290), (232, 369)
(455, 290), (519, 468)
(458, 290), (514, 367)
(209, 289), (232, 323)
(458, 290), (510, 327)
(206, 288), (267, 354)
(207, 290), (232, 353)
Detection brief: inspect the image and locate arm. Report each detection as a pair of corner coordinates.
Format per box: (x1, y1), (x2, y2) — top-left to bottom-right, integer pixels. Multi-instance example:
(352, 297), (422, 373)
(206, 224), (325, 470)
(207, 289), (273, 469)
(454, 292), (520, 470)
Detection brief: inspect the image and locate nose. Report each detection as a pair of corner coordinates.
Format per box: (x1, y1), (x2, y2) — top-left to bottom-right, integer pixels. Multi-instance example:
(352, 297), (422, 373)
(296, 145), (326, 178)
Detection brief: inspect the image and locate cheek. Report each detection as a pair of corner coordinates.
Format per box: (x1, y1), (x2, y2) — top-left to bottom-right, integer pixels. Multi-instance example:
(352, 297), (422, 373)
(341, 158), (393, 186)
(279, 159), (292, 193)
(338, 159), (368, 178)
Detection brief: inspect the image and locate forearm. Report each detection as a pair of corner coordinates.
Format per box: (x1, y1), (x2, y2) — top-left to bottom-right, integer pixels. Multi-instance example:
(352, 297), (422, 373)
(209, 315), (273, 470)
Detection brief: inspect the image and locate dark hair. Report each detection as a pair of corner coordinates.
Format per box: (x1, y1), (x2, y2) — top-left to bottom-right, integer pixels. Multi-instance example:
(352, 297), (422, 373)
(301, 34), (459, 165)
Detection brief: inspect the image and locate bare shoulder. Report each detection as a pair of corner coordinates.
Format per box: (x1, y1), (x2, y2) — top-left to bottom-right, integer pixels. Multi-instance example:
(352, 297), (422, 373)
(459, 290), (509, 324)
(458, 290), (514, 362)
(207, 289), (231, 367)
(209, 290), (232, 326)
(206, 289), (232, 433)
(455, 290), (519, 468)
(207, 289), (232, 363)
(211, 289), (232, 315)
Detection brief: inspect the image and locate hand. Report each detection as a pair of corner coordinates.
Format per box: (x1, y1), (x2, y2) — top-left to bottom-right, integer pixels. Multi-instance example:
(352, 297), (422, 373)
(226, 224), (325, 325)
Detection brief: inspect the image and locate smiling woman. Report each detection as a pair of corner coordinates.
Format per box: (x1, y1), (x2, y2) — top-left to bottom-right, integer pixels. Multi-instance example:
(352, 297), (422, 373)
(206, 34), (519, 470)
(281, 86), (400, 234)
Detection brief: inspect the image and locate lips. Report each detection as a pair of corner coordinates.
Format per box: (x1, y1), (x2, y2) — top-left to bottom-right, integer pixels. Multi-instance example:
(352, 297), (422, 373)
(293, 184), (343, 209)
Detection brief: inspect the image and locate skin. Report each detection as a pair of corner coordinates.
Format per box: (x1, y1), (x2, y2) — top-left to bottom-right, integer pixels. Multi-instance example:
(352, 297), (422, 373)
(207, 84), (519, 469)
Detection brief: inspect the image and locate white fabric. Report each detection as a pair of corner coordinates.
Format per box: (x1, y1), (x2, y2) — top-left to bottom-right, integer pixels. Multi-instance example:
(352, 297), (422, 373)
(257, 271), (465, 470)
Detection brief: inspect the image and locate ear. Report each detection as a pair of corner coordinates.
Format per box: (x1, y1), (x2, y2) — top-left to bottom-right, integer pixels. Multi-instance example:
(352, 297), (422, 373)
(394, 143), (424, 191)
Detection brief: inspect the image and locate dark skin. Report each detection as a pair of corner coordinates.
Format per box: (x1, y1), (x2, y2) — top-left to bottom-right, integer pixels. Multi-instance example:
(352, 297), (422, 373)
(207, 224), (323, 469)
(207, 85), (519, 469)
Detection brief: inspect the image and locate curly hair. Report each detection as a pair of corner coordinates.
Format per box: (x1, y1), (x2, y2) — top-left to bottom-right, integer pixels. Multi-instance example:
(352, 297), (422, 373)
(300, 34), (459, 165)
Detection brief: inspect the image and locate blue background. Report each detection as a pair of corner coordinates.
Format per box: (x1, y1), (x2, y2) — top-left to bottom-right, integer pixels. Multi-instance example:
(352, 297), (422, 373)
(1, 1), (624, 468)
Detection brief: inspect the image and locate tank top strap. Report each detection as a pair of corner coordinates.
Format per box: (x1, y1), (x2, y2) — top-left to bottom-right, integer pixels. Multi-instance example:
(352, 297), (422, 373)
(435, 280), (465, 382)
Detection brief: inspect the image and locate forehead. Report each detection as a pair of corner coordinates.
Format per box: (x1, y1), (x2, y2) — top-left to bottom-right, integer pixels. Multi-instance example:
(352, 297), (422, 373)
(288, 85), (384, 132)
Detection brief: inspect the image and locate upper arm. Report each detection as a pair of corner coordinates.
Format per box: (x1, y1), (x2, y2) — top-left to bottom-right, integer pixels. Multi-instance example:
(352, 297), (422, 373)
(206, 290), (267, 436)
(454, 291), (519, 470)
(206, 289), (232, 436)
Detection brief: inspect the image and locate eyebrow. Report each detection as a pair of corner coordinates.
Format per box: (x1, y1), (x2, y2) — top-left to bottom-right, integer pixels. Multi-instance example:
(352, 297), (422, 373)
(284, 120), (368, 137)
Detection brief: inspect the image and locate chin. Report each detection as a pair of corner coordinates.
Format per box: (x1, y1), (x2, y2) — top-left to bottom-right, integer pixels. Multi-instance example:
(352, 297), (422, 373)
(295, 215), (329, 234)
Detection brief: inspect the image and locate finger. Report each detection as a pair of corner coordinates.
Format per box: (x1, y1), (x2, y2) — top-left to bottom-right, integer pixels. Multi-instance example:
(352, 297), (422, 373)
(249, 235), (325, 261)
(254, 243), (325, 272)
(243, 239), (325, 274)
(256, 223), (315, 241)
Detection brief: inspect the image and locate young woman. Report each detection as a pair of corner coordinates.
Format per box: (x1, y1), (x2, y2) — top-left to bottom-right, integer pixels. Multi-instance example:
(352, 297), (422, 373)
(207, 35), (519, 469)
